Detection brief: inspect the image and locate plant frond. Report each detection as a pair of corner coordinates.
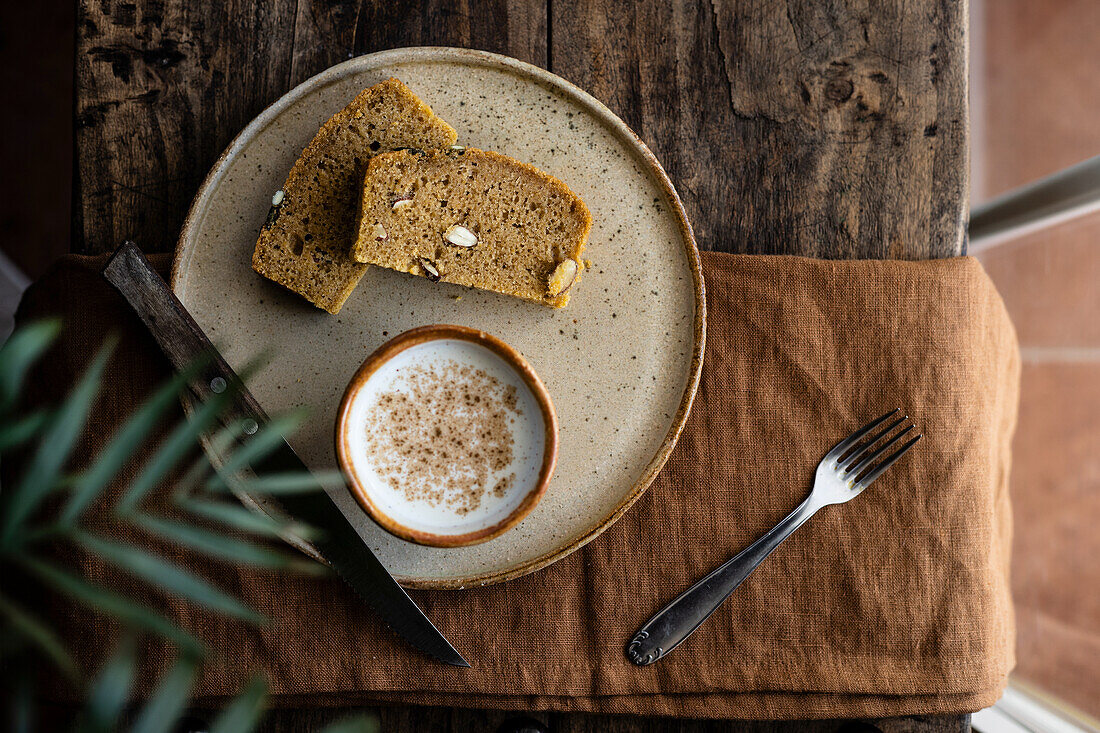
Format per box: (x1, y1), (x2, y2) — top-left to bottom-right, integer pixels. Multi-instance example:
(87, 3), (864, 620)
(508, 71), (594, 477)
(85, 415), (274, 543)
(172, 418), (251, 501)
(61, 360), (206, 525)
(0, 593), (78, 682)
(114, 388), (236, 515)
(209, 676), (268, 733)
(130, 513), (299, 569)
(83, 637), (136, 733)
(0, 336), (116, 548)
(20, 558), (204, 655)
(207, 411), (305, 483)
(177, 497), (318, 541)
(214, 470), (346, 496)
(0, 319), (61, 412)
(129, 655), (200, 733)
(73, 532), (265, 625)
(0, 410), (50, 453)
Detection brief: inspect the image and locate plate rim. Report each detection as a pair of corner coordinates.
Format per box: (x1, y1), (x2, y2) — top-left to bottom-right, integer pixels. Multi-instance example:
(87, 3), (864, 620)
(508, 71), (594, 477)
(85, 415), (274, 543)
(171, 46), (706, 589)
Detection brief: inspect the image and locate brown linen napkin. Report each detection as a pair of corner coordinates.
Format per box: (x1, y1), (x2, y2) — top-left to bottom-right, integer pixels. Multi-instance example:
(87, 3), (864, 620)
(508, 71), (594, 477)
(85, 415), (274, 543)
(15, 251), (1018, 720)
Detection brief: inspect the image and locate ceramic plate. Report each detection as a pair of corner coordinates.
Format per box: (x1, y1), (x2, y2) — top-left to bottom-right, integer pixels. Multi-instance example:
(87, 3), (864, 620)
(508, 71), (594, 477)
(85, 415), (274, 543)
(173, 47), (705, 589)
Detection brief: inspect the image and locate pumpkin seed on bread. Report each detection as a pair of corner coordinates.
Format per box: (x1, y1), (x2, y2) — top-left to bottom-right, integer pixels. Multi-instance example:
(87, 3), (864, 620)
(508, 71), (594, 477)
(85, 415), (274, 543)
(352, 147), (592, 308)
(251, 78), (457, 314)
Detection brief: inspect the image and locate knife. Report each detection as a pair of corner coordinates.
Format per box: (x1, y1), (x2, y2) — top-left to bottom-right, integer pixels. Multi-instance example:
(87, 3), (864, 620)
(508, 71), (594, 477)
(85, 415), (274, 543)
(102, 240), (469, 668)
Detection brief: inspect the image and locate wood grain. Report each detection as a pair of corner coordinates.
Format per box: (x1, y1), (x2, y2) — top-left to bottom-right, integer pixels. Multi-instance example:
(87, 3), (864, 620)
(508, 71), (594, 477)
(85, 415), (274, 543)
(74, 0), (971, 730)
(552, 0), (968, 259)
(75, 1), (301, 254)
(287, 0), (546, 88)
(74, 0), (545, 254)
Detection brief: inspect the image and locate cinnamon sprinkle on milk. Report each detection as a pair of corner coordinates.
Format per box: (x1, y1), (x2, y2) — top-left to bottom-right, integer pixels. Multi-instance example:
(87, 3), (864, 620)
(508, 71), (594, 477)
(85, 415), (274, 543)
(361, 359), (521, 515)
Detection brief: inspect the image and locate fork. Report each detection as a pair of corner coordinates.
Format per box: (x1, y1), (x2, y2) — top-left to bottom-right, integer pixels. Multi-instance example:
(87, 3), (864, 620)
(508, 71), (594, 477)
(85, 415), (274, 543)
(625, 409), (921, 666)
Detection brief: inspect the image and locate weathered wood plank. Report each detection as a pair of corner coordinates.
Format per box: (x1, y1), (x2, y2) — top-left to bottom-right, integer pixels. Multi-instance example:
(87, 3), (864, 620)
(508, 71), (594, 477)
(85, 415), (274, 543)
(551, 0), (968, 259)
(75, 0), (967, 259)
(74, 1), (971, 730)
(288, 0), (546, 87)
(74, 0), (298, 254)
(74, 0), (546, 255)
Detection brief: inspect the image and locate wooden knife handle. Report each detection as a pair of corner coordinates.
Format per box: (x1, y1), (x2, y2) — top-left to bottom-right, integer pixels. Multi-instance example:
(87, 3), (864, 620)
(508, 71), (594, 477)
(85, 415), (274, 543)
(100, 240), (269, 421)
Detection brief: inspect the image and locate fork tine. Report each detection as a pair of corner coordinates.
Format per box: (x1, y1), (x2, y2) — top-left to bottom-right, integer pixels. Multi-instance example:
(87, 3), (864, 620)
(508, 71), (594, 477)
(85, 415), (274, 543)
(839, 415), (909, 468)
(824, 408), (900, 461)
(844, 423), (915, 476)
(854, 433), (922, 488)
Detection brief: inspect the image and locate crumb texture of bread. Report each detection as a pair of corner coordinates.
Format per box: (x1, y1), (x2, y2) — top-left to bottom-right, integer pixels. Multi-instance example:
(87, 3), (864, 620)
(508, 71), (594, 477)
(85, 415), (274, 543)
(251, 78), (457, 314)
(352, 148), (592, 308)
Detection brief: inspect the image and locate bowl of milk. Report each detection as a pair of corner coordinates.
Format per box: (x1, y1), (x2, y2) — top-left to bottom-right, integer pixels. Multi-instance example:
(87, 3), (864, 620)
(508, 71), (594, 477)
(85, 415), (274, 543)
(335, 324), (558, 547)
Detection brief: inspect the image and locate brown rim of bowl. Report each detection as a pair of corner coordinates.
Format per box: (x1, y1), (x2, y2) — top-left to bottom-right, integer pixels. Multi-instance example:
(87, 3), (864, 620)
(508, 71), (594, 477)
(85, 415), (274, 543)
(334, 325), (559, 548)
(171, 47), (706, 588)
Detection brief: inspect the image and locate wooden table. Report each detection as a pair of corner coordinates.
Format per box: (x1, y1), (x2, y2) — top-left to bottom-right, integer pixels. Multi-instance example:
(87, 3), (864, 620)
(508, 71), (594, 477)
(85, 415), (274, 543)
(73, 0), (970, 730)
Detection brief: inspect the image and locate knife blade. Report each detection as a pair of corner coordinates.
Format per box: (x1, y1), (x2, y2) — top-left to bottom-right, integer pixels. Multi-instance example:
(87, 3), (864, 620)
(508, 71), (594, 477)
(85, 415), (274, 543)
(101, 240), (469, 668)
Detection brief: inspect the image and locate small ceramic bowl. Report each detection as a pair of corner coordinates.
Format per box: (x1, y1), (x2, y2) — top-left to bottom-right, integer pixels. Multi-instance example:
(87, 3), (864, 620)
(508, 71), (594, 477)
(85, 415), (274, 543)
(335, 324), (558, 547)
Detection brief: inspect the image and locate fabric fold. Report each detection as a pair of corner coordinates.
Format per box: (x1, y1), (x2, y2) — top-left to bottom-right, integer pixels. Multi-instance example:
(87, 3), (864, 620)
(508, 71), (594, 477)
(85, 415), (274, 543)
(15, 251), (1018, 719)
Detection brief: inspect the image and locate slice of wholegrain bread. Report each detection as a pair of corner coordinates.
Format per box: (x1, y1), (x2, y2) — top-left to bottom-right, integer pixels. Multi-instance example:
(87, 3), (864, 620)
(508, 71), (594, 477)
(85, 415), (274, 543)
(351, 148), (592, 308)
(251, 78), (457, 314)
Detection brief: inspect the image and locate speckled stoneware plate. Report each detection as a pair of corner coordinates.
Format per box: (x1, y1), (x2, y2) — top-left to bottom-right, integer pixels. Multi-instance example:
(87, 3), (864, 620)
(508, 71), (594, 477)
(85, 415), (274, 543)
(172, 47), (705, 589)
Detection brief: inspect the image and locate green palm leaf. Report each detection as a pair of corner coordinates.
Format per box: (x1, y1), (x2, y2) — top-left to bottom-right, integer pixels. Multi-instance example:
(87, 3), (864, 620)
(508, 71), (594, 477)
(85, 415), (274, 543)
(130, 655), (200, 733)
(83, 638), (136, 733)
(172, 419), (251, 501)
(207, 412), (304, 482)
(218, 471), (346, 495)
(0, 410), (50, 453)
(0, 319), (60, 412)
(0, 593), (77, 681)
(0, 328), (349, 728)
(115, 388), (236, 515)
(0, 337), (115, 547)
(209, 677), (268, 733)
(61, 362), (204, 525)
(130, 513), (299, 569)
(74, 532), (265, 625)
(178, 497), (317, 541)
(21, 558), (203, 655)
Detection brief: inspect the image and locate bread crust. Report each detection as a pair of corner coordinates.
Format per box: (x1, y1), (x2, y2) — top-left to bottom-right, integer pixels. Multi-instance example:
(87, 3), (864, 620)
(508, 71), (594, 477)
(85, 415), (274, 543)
(352, 147), (592, 308)
(251, 78), (457, 314)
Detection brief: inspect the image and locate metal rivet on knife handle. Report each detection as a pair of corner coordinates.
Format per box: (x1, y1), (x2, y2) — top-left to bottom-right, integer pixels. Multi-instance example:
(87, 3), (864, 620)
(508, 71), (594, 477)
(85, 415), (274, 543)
(100, 241), (470, 668)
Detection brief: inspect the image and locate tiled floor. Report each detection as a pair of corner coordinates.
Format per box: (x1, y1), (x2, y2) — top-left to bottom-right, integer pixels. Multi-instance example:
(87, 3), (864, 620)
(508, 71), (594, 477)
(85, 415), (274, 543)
(972, 0), (1100, 718)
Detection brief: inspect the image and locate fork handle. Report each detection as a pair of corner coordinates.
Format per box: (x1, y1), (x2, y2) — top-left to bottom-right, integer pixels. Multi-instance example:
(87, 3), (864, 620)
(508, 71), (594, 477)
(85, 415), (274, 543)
(626, 493), (822, 666)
